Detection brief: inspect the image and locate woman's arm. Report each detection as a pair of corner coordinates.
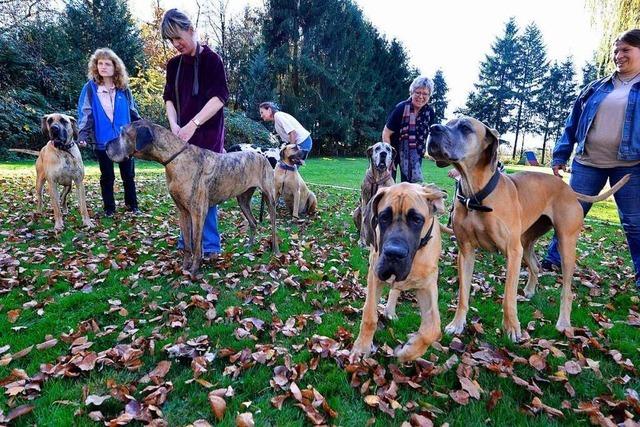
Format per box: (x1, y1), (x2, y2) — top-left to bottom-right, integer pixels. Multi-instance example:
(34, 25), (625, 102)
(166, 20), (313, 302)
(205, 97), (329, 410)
(165, 100), (180, 135)
(382, 126), (393, 143)
(77, 83), (94, 144)
(176, 96), (224, 142)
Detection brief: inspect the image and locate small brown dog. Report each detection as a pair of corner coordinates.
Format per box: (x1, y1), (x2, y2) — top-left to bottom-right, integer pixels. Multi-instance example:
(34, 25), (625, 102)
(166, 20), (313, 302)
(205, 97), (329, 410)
(274, 144), (317, 218)
(351, 182), (447, 362)
(11, 113), (94, 232)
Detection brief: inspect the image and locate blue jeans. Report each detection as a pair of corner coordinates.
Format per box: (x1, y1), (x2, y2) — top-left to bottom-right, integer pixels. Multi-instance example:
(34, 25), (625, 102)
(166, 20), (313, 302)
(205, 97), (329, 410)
(544, 160), (640, 283)
(299, 136), (312, 160)
(177, 205), (221, 254)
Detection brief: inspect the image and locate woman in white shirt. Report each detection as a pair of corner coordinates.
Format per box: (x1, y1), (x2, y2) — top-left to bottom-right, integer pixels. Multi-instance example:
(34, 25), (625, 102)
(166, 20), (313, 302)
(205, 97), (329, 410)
(259, 102), (312, 159)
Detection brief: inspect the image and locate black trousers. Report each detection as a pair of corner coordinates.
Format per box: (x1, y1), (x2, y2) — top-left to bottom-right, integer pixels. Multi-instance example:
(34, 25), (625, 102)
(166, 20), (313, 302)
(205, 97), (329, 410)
(95, 149), (138, 212)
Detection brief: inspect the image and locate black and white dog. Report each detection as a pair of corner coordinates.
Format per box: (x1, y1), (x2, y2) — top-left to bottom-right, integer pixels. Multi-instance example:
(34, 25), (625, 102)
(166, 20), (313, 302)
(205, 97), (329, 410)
(227, 143), (282, 169)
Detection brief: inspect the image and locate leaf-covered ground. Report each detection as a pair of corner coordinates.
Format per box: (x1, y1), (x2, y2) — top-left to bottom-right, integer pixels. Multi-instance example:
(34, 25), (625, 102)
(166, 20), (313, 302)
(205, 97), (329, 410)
(0, 159), (638, 426)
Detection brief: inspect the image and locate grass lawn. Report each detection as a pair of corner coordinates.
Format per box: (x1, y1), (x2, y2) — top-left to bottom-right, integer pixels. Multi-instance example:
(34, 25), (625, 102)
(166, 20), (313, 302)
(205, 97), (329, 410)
(0, 157), (637, 426)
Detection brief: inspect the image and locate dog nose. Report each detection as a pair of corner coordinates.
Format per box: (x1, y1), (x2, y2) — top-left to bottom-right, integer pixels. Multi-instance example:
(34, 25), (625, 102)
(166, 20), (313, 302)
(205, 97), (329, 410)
(382, 241), (409, 259)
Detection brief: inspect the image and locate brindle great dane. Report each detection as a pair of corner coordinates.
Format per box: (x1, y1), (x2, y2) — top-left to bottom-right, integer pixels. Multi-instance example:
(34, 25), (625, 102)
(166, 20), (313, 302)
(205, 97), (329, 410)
(427, 116), (629, 341)
(106, 120), (280, 274)
(351, 182), (447, 362)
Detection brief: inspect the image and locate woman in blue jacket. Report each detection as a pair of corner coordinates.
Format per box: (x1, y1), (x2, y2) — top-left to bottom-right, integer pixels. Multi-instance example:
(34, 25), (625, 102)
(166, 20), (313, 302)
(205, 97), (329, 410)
(78, 48), (141, 217)
(543, 29), (640, 290)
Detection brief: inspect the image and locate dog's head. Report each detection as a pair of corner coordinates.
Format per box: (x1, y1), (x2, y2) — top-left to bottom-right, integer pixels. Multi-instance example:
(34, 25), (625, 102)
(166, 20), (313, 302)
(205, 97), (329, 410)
(106, 120), (155, 162)
(366, 142), (394, 172)
(363, 182), (446, 282)
(41, 113), (78, 147)
(279, 143), (305, 166)
(427, 116), (500, 172)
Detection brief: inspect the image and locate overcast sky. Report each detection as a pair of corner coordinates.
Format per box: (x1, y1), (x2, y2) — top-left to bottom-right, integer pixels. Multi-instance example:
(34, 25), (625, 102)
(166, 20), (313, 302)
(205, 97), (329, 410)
(129, 0), (600, 120)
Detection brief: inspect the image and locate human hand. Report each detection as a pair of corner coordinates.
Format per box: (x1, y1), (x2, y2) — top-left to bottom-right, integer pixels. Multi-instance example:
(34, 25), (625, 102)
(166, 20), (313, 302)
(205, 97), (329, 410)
(177, 121), (197, 142)
(552, 164), (566, 177)
(78, 140), (87, 148)
(170, 122), (180, 136)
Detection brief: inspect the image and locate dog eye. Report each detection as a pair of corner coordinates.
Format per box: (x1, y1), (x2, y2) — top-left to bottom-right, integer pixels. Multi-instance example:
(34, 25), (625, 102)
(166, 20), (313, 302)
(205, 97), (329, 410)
(378, 210), (392, 225)
(407, 211), (424, 226)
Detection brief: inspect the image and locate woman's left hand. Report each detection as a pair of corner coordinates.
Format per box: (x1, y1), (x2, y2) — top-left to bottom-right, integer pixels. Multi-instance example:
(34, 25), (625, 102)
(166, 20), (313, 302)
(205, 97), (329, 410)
(177, 121), (197, 142)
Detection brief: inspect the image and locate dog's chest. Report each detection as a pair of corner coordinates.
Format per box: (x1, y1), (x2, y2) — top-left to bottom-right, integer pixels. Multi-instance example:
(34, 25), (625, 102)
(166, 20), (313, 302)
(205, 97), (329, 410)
(51, 153), (83, 184)
(455, 215), (499, 251)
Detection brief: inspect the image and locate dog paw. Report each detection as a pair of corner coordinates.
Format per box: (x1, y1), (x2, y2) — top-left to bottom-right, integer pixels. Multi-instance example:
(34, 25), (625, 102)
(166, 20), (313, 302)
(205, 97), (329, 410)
(350, 339), (372, 361)
(555, 319), (572, 333)
(503, 321), (522, 342)
(84, 220), (95, 229)
(383, 309), (398, 321)
(444, 319), (466, 335)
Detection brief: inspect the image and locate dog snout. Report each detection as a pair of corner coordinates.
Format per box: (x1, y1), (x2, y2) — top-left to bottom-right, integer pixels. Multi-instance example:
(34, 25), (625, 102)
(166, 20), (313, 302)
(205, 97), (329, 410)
(430, 124), (446, 134)
(381, 240), (409, 259)
(50, 124), (64, 139)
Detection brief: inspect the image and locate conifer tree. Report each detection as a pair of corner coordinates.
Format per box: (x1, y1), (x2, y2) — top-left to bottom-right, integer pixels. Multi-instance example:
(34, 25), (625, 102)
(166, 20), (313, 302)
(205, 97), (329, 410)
(431, 69), (449, 123)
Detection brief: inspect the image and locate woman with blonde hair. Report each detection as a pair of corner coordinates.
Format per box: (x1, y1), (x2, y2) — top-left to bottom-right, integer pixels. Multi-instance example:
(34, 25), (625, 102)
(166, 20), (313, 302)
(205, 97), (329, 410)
(78, 48), (141, 217)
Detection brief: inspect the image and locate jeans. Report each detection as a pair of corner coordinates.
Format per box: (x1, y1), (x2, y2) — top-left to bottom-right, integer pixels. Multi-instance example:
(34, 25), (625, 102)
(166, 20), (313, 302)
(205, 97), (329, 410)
(544, 160), (640, 282)
(177, 205), (221, 254)
(95, 149), (138, 212)
(299, 136), (312, 160)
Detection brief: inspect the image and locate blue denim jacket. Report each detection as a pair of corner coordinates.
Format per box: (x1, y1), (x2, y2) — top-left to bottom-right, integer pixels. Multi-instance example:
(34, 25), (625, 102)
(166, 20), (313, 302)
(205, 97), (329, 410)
(552, 75), (640, 166)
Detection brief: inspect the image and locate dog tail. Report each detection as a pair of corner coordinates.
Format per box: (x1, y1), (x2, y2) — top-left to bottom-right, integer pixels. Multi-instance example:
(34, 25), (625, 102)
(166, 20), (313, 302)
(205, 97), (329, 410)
(439, 223), (454, 235)
(9, 148), (41, 156)
(574, 174), (630, 203)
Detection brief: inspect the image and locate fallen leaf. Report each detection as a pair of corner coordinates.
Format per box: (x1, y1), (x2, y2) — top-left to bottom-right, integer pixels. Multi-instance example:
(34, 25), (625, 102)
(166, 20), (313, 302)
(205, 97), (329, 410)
(208, 394), (226, 420)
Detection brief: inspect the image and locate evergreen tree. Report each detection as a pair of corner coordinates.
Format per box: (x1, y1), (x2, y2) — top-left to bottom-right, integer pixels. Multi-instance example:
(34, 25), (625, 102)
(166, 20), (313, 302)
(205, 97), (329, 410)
(534, 57), (576, 164)
(62, 0), (144, 93)
(512, 23), (548, 159)
(462, 18), (520, 136)
(581, 57), (599, 89)
(431, 69), (449, 123)
(244, 49), (276, 120)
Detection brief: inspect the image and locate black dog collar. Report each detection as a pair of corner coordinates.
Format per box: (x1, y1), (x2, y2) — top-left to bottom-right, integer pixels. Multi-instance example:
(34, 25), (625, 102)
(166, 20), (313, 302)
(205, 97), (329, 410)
(456, 168), (501, 212)
(52, 139), (75, 152)
(277, 160), (297, 171)
(160, 144), (189, 166)
(418, 217), (436, 249)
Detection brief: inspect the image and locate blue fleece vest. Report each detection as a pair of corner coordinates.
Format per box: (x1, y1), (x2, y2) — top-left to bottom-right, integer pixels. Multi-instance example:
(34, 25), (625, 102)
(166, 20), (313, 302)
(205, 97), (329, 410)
(78, 80), (133, 149)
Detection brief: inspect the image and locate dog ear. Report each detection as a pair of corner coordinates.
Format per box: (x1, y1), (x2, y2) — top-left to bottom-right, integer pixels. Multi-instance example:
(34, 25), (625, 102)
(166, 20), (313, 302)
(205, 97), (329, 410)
(135, 125), (154, 151)
(483, 125), (500, 172)
(364, 187), (388, 252)
(421, 183), (448, 215)
(69, 116), (79, 141)
(279, 146), (286, 160)
(366, 145), (374, 159)
(41, 115), (50, 139)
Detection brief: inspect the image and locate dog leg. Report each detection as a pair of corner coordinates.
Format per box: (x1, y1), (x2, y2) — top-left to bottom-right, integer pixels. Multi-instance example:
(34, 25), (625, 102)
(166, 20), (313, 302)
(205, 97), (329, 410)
(265, 187), (280, 256)
(75, 180), (94, 228)
(292, 183), (301, 219)
(502, 242), (523, 342)
(35, 173), (45, 213)
(47, 178), (64, 232)
(445, 243), (475, 335)
(396, 278), (441, 362)
(352, 270), (383, 359)
(189, 201), (207, 274)
(556, 232), (577, 332)
(522, 239), (539, 298)
(177, 206), (193, 270)
(383, 289), (400, 320)
(352, 204), (362, 232)
(236, 189), (257, 247)
(306, 191), (317, 216)
(60, 185), (71, 214)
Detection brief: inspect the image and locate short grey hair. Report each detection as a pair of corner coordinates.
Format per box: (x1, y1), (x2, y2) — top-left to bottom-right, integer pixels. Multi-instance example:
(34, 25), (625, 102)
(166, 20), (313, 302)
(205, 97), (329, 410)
(161, 8), (193, 40)
(409, 76), (434, 95)
(259, 101), (280, 112)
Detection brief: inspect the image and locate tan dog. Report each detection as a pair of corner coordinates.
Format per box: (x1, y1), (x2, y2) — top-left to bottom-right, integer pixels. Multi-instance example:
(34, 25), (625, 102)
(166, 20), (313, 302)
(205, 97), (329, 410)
(427, 116), (629, 340)
(274, 144), (317, 218)
(352, 142), (395, 246)
(106, 120), (279, 274)
(10, 114), (94, 232)
(351, 182), (447, 362)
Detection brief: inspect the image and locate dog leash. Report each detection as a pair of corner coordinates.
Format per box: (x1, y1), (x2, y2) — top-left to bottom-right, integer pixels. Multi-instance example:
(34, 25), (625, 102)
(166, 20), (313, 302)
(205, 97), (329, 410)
(456, 168), (501, 212)
(159, 144), (190, 166)
(418, 216), (436, 249)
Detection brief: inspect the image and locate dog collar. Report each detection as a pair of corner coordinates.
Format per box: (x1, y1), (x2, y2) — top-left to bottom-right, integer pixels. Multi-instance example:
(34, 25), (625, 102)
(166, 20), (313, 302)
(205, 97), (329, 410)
(277, 160), (297, 171)
(456, 168), (501, 212)
(52, 139), (75, 152)
(418, 217), (436, 249)
(160, 144), (189, 166)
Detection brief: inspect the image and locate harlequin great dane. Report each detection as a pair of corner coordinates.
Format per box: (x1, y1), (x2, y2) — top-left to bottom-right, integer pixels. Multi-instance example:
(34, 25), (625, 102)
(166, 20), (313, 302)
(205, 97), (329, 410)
(106, 120), (280, 274)
(10, 113), (94, 232)
(351, 182), (447, 362)
(427, 116), (629, 341)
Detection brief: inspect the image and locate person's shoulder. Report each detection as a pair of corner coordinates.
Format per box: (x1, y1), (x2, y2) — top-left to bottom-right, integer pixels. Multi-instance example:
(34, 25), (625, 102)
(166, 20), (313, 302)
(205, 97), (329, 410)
(201, 45), (222, 62)
(166, 55), (181, 68)
(393, 99), (409, 110)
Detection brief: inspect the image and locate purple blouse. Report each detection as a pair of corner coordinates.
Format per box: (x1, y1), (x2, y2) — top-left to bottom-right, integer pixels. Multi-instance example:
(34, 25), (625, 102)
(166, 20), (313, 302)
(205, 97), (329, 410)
(163, 45), (229, 152)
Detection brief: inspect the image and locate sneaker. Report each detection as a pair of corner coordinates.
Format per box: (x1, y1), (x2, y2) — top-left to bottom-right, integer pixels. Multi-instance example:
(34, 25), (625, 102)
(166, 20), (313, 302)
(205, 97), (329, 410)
(128, 207), (141, 215)
(540, 259), (560, 272)
(104, 210), (115, 218)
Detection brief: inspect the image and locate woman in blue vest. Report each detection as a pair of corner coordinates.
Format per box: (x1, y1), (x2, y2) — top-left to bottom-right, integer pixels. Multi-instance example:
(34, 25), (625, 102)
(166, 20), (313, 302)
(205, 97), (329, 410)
(78, 48), (141, 217)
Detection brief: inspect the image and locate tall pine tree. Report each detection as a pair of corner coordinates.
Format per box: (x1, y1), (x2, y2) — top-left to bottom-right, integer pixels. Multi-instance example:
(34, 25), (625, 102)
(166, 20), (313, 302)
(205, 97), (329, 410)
(512, 23), (548, 159)
(462, 18), (520, 136)
(431, 69), (449, 123)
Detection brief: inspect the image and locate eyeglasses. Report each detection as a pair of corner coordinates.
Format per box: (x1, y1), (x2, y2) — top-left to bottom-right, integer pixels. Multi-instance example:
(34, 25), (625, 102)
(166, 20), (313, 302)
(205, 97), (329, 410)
(412, 91), (431, 98)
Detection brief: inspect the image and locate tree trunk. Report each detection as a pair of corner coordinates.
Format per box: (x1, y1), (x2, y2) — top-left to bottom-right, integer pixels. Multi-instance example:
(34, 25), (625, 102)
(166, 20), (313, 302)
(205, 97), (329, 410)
(512, 99), (524, 159)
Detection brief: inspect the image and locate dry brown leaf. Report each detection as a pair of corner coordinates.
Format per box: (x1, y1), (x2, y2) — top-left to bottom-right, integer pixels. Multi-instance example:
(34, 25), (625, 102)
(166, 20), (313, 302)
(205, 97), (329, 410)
(208, 394), (226, 420)
(449, 390), (470, 405)
(85, 394), (111, 406)
(487, 389), (502, 411)
(12, 345), (33, 360)
(7, 309), (21, 323)
(236, 412), (255, 427)
(36, 338), (58, 351)
(529, 353), (547, 371)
